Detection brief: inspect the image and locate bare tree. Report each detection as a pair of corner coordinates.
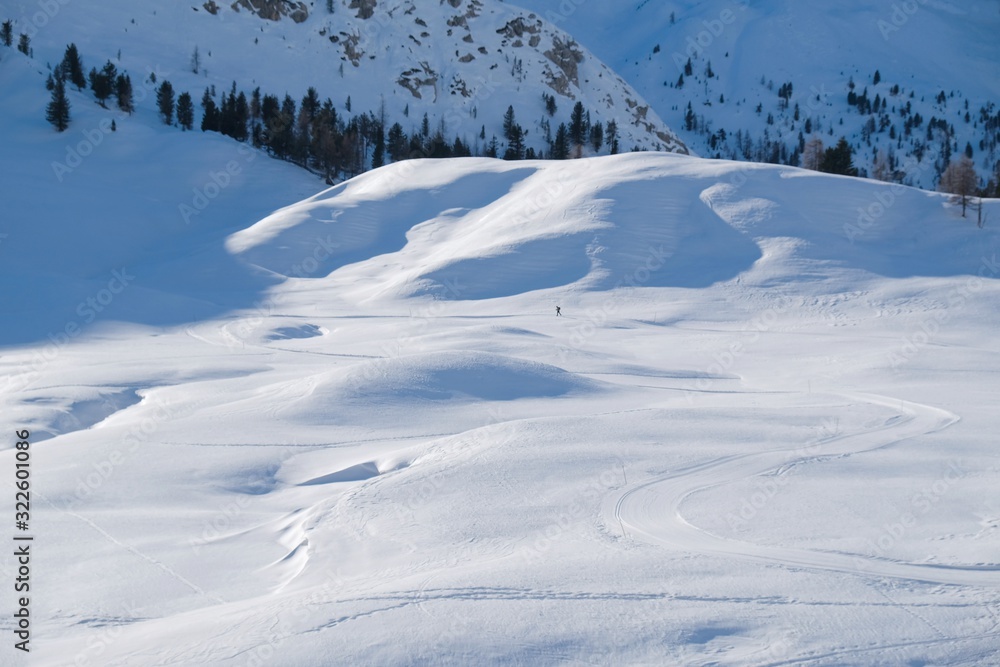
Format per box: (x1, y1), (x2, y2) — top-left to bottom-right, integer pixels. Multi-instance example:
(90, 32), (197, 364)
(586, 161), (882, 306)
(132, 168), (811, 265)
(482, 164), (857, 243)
(802, 137), (824, 171)
(939, 156), (979, 217)
(871, 150), (892, 182)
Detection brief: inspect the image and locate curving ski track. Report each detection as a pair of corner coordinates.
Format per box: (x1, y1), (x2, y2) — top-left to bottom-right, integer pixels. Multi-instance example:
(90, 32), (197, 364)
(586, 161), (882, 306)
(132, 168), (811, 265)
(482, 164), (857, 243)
(612, 393), (1000, 588)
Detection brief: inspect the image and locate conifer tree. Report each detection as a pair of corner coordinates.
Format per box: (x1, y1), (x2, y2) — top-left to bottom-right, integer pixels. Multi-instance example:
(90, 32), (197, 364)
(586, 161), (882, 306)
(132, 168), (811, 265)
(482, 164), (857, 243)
(372, 121), (385, 168)
(387, 122), (407, 162)
(543, 93), (557, 117)
(17, 33), (29, 56)
(218, 90), (235, 137)
(115, 73), (133, 114)
(819, 137), (857, 176)
(485, 135), (499, 158)
(233, 91), (249, 142)
(60, 43), (86, 90)
(503, 124), (524, 161)
(1, 20), (13, 48)
(274, 94), (297, 159)
(156, 80), (175, 125)
(201, 88), (220, 132)
(569, 101), (587, 150)
(684, 102), (696, 131)
(45, 74), (71, 132)
(177, 92), (194, 130)
(502, 105), (516, 141)
(552, 123), (570, 159)
(89, 68), (111, 107)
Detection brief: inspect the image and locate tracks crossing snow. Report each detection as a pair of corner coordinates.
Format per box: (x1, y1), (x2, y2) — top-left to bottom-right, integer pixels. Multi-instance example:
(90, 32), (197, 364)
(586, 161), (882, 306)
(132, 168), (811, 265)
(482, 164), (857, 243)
(611, 392), (999, 588)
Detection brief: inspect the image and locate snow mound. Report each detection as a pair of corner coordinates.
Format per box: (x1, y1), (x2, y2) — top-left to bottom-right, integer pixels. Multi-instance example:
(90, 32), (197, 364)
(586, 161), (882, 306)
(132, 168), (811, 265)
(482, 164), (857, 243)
(279, 351), (597, 426)
(229, 155), (767, 299)
(336, 350), (593, 402)
(299, 461), (380, 486)
(22, 388), (143, 441)
(229, 153), (997, 304)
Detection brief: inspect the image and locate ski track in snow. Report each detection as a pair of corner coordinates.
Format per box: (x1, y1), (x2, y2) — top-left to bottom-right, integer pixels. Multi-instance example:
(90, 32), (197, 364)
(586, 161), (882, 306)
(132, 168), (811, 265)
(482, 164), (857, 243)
(612, 391), (1000, 588)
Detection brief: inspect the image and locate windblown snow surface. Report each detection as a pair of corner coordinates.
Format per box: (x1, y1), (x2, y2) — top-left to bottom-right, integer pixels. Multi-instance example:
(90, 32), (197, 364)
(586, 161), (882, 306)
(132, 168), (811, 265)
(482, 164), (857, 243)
(3, 146), (1000, 664)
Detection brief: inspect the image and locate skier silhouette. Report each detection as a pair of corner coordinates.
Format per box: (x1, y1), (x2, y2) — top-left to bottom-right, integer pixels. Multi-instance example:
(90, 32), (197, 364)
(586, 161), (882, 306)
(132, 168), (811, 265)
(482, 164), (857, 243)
(555, 306), (562, 317)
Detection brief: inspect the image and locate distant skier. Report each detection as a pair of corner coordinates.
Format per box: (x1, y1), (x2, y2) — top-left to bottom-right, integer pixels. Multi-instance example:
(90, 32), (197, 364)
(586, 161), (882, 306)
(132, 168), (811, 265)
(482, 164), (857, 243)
(556, 306), (562, 317)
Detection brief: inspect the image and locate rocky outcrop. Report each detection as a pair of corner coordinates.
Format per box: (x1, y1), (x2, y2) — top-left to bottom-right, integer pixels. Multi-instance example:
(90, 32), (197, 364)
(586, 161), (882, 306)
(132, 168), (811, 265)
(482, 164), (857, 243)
(544, 36), (584, 91)
(349, 0), (377, 20)
(231, 0), (308, 23)
(496, 16), (541, 45)
(398, 62), (439, 101)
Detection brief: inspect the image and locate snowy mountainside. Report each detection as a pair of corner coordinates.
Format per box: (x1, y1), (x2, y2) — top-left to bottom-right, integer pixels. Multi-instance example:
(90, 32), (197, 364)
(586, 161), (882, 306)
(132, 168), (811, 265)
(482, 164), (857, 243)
(0, 47), (322, 346)
(0, 0), (687, 156)
(510, 0), (1000, 189)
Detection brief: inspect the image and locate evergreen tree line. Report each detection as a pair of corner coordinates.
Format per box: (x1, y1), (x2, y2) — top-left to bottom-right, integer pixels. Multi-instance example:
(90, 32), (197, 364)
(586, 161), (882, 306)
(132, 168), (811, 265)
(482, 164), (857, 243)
(185, 84), (626, 182)
(23, 38), (635, 181)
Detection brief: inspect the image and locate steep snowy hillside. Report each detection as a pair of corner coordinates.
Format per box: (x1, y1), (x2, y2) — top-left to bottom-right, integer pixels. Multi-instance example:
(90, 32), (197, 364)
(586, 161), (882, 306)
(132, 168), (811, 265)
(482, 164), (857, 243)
(512, 0), (1000, 189)
(0, 0), (686, 160)
(4, 145), (1000, 664)
(0, 36), (323, 347)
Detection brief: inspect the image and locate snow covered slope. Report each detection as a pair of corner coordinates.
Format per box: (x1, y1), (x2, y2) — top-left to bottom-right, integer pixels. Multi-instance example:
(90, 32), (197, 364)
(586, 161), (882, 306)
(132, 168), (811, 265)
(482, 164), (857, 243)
(0, 46), (321, 347)
(3, 136), (1000, 664)
(513, 0), (1000, 188)
(0, 0), (686, 156)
